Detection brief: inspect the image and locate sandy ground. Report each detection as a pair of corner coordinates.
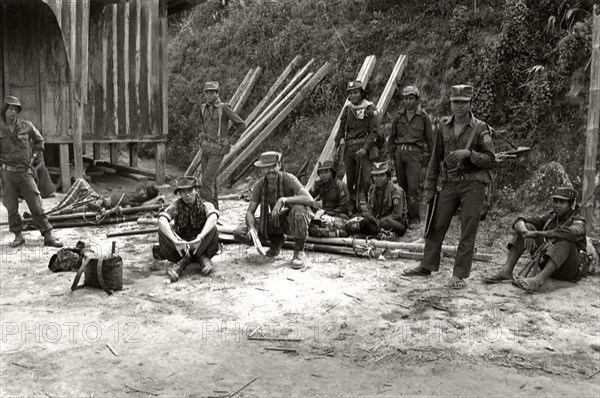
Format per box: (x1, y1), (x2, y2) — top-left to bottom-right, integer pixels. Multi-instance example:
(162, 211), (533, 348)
(1, 170), (599, 397)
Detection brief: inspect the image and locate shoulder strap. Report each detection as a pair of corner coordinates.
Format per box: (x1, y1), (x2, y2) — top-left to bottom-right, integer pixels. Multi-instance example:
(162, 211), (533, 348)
(96, 258), (113, 295)
(70, 257), (90, 292)
(217, 105), (223, 139)
(464, 125), (478, 150)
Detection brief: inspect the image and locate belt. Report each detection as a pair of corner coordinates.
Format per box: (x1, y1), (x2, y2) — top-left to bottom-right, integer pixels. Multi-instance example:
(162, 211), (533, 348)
(202, 140), (223, 149)
(345, 138), (366, 146)
(1, 164), (30, 173)
(397, 144), (422, 152)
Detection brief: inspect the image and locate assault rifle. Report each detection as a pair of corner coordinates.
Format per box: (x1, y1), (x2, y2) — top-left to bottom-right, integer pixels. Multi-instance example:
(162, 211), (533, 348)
(495, 146), (530, 162)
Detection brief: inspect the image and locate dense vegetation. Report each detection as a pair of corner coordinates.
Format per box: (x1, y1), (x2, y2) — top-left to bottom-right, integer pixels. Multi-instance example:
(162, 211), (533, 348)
(166, 0), (597, 209)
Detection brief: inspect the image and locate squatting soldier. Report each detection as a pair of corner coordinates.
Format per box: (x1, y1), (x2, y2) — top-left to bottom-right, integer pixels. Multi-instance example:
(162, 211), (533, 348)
(154, 176), (219, 282)
(308, 160), (350, 238)
(388, 85), (434, 227)
(334, 80), (380, 215)
(484, 187), (587, 292)
(199, 81), (246, 209)
(403, 85), (495, 289)
(233, 151), (314, 269)
(0, 95), (63, 248)
(366, 162), (408, 239)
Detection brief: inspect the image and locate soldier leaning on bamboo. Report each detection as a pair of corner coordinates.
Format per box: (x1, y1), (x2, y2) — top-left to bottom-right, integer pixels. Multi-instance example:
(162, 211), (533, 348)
(198, 81), (246, 210)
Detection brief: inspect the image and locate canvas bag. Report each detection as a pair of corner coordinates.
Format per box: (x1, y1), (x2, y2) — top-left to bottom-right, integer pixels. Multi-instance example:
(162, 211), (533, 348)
(71, 242), (123, 295)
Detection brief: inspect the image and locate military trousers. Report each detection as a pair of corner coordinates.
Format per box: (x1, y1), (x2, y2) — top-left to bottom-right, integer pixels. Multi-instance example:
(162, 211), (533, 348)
(344, 147), (372, 214)
(200, 145), (225, 210)
(157, 226), (219, 263)
(233, 204), (314, 243)
(421, 180), (486, 279)
(393, 148), (423, 223)
(1, 169), (53, 235)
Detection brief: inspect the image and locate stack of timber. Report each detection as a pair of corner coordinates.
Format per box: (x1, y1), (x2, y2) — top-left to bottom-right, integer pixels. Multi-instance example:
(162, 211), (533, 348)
(217, 60), (332, 186)
(306, 54), (408, 189)
(185, 67), (263, 177)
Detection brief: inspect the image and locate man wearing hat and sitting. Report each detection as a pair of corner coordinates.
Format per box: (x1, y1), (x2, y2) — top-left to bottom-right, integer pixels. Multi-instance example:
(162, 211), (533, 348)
(388, 85), (434, 228)
(484, 187), (587, 292)
(333, 80), (380, 215)
(403, 84), (495, 289)
(154, 176), (219, 282)
(233, 151), (314, 269)
(198, 81), (246, 209)
(307, 160), (350, 238)
(0, 95), (63, 248)
(365, 161), (408, 239)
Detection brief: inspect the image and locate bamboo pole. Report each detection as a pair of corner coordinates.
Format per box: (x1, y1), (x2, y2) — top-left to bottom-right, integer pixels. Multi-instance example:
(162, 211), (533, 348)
(218, 62), (332, 185)
(583, 4), (600, 232)
(306, 55), (377, 188)
(243, 55), (301, 127)
(220, 60), (315, 172)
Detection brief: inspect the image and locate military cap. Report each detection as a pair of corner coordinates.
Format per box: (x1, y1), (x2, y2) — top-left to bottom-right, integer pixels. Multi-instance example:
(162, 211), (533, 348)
(450, 85), (473, 101)
(174, 175), (201, 194)
(551, 187), (577, 202)
(402, 86), (420, 98)
(371, 161), (390, 175)
(254, 151), (282, 167)
(204, 81), (219, 91)
(346, 80), (365, 92)
(4, 95), (22, 112)
(317, 160), (337, 176)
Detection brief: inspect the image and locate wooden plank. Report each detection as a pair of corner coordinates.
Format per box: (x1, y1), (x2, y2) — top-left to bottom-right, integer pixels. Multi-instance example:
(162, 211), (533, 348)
(117, 1), (129, 136)
(583, 4), (600, 231)
(233, 66), (262, 113)
(229, 68), (254, 109)
(376, 54), (408, 122)
(110, 143), (119, 164)
(104, 5), (118, 136)
(47, 136), (168, 144)
(306, 55), (377, 188)
(93, 143), (102, 159)
(71, 0), (87, 181)
(138, 0), (151, 137)
(243, 55), (300, 127)
(96, 160), (168, 179)
(220, 59), (314, 172)
(218, 63), (331, 185)
(155, 142), (166, 184)
(159, 0), (168, 141)
(129, 143), (139, 167)
(128, 0), (142, 136)
(149, 0), (161, 137)
(0, 4), (3, 104)
(59, 144), (71, 192)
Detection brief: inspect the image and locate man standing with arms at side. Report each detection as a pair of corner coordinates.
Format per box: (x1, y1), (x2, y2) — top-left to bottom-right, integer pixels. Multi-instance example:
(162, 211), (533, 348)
(0, 96), (63, 248)
(388, 85), (433, 228)
(199, 81), (246, 209)
(403, 85), (495, 289)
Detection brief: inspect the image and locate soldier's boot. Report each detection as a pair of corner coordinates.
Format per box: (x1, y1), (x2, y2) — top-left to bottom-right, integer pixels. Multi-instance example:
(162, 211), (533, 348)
(168, 252), (192, 282)
(9, 232), (25, 247)
(290, 239), (307, 270)
(43, 232), (63, 248)
(266, 234), (285, 257)
(199, 255), (214, 276)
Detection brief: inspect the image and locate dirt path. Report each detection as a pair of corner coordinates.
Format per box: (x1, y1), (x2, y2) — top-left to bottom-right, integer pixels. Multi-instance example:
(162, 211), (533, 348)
(1, 175), (599, 397)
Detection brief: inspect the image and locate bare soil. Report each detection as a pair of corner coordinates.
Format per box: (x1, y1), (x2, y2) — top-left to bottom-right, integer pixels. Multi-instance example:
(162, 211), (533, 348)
(1, 169), (599, 397)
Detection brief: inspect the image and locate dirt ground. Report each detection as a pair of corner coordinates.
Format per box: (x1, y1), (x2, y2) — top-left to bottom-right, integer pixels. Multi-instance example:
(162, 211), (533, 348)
(1, 168), (600, 398)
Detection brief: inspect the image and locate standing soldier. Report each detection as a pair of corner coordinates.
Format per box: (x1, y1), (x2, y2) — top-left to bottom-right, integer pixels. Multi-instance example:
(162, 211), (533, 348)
(199, 81), (246, 209)
(388, 85), (433, 227)
(334, 80), (380, 215)
(403, 85), (495, 289)
(0, 96), (63, 248)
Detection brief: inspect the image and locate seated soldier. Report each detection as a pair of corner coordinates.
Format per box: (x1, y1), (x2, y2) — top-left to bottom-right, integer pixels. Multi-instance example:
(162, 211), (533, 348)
(233, 151), (314, 269)
(153, 176), (219, 282)
(308, 160), (350, 238)
(484, 187), (587, 292)
(47, 178), (159, 215)
(365, 162), (408, 239)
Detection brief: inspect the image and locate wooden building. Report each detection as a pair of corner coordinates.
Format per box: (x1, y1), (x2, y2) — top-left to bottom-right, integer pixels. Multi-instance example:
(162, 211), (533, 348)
(0, 0), (203, 190)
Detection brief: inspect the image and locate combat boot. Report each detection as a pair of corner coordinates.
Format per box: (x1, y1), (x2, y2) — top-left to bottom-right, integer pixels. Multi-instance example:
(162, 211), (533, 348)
(168, 252), (192, 282)
(43, 232), (63, 248)
(199, 255), (214, 276)
(9, 232), (25, 247)
(290, 239), (307, 270)
(266, 234), (285, 257)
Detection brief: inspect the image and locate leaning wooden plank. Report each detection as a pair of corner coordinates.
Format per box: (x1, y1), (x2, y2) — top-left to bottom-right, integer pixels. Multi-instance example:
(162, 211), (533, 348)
(185, 69), (253, 177)
(218, 62), (332, 185)
(244, 55), (301, 127)
(306, 55), (377, 188)
(375, 54), (408, 121)
(218, 68), (315, 175)
(233, 67), (262, 114)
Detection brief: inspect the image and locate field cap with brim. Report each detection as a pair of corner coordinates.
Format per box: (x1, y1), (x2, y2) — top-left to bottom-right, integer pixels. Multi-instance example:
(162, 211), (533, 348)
(254, 151), (282, 167)
(204, 81), (219, 91)
(371, 162), (390, 175)
(346, 80), (364, 92)
(174, 176), (201, 194)
(5, 95), (22, 112)
(317, 160), (336, 175)
(450, 85), (473, 101)
(551, 187), (577, 202)
(402, 86), (420, 98)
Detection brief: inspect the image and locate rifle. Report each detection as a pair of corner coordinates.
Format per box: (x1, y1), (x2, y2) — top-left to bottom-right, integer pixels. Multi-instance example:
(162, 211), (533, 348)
(517, 195), (591, 278)
(495, 146), (530, 162)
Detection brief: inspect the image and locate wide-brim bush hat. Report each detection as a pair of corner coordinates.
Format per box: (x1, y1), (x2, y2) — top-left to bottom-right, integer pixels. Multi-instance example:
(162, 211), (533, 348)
(254, 151), (282, 167)
(174, 176), (201, 194)
(4, 95), (22, 112)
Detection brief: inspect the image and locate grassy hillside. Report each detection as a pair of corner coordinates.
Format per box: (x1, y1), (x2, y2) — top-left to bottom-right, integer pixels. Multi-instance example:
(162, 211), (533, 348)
(166, 0), (597, 207)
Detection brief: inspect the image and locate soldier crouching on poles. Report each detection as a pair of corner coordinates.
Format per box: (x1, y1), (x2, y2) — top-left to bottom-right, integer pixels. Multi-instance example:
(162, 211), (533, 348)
(0, 95), (63, 248)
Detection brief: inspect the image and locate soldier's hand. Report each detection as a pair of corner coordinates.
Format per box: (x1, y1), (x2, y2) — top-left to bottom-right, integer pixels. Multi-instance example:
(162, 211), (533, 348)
(313, 200), (323, 209)
(174, 241), (188, 256)
(524, 237), (537, 253)
(356, 148), (367, 160)
(271, 198), (285, 217)
(424, 190), (436, 204)
(447, 149), (471, 165)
